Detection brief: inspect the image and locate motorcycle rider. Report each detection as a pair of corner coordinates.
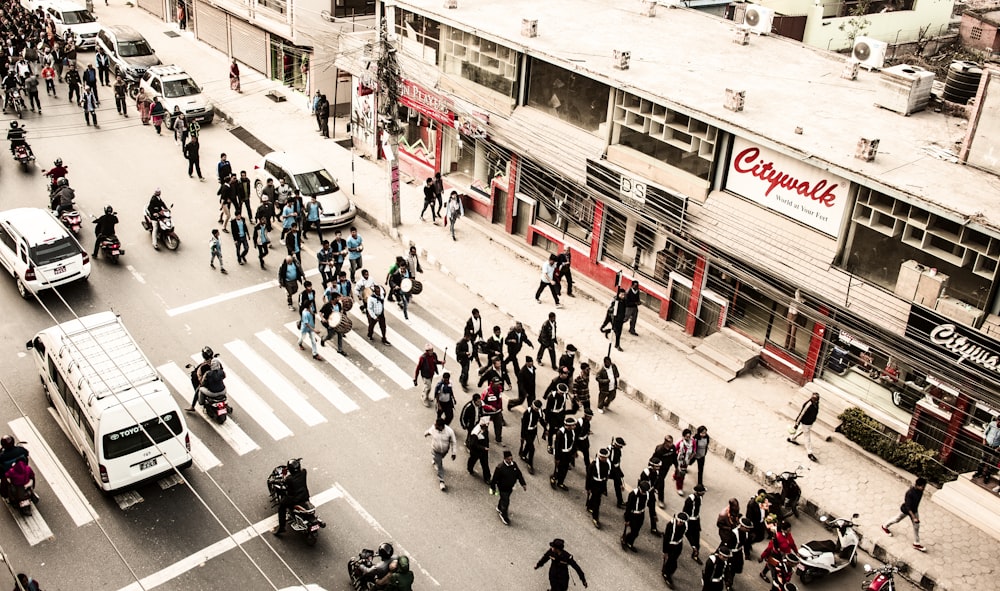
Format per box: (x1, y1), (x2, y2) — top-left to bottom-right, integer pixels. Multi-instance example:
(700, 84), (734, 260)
(92, 206), (119, 257)
(2, 70), (20, 112)
(272, 458), (310, 536)
(4, 457), (39, 504)
(188, 347), (225, 412)
(147, 189), (168, 249)
(7, 121), (31, 158)
(355, 542), (396, 586)
(44, 158), (68, 190)
(374, 556), (414, 590)
(0, 436), (29, 499)
(51, 178), (76, 216)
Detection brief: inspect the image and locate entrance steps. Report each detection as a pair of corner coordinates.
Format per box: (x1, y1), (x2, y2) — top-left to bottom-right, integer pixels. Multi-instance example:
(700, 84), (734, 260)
(933, 473), (1000, 543)
(688, 329), (761, 382)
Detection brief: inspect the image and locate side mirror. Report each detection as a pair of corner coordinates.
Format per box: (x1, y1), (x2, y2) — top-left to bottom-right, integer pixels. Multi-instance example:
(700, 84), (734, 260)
(852, 513), (860, 519)
(819, 515), (828, 522)
(25, 340), (33, 349)
(863, 564), (873, 573)
(765, 471), (774, 478)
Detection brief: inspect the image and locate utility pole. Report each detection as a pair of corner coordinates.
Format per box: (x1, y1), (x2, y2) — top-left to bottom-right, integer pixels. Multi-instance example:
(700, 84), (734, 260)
(376, 17), (402, 228)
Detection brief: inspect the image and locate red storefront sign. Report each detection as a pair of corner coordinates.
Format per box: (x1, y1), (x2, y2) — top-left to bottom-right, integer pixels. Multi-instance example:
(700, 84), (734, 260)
(400, 80), (456, 128)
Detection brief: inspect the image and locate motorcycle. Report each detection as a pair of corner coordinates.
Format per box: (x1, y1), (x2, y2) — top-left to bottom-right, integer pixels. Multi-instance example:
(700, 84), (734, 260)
(862, 564), (903, 591)
(796, 513), (859, 584)
(186, 357), (232, 424)
(765, 466), (803, 522)
(1, 449), (38, 517)
(348, 545), (395, 591)
(142, 206), (180, 251)
(97, 234), (124, 264)
(7, 89), (25, 118)
(267, 463), (326, 546)
(12, 143), (33, 169)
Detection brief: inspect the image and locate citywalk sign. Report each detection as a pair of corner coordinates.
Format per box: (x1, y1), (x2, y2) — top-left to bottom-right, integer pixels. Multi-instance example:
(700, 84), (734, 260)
(906, 305), (1000, 388)
(725, 138), (849, 238)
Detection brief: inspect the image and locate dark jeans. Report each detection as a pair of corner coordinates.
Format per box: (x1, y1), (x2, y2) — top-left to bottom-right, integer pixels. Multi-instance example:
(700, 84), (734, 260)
(257, 244), (269, 266)
(496, 488), (512, 520)
(234, 237), (249, 262)
(27, 91), (40, 111)
(188, 159), (202, 177)
(115, 94), (127, 115)
(696, 456), (707, 487)
(586, 487), (604, 522)
(458, 358), (471, 388)
(622, 513), (645, 546)
(367, 313), (386, 340)
(552, 452), (572, 485)
(302, 219), (323, 241)
(67, 84), (79, 104)
(420, 199), (437, 220)
(467, 448), (490, 481)
(84, 109), (96, 125)
(503, 350), (521, 377)
(98, 67), (110, 86)
(520, 432), (536, 468)
(535, 281), (560, 304)
(537, 343), (557, 367)
(560, 268), (574, 296)
(662, 543), (683, 579)
(625, 305), (639, 332)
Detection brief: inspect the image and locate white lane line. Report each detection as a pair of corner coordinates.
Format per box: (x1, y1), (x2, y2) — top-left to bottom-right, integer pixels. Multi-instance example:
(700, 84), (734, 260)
(384, 302), (455, 355)
(283, 324), (390, 401)
(349, 306), (424, 362)
(336, 482), (440, 587)
(2, 500), (53, 546)
(188, 355), (293, 442)
(224, 340), (327, 426)
(158, 362), (259, 456)
(187, 432), (222, 471)
(337, 318), (414, 390)
(126, 264), (146, 284)
(256, 330), (360, 414)
(165, 269), (320, 316)
(9, 416), (97, 528)
(115, 486), (344, 591)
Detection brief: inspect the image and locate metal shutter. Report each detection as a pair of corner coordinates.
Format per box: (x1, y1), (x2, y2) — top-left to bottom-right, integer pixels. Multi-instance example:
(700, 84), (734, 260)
(137, 0), (165, 20)
(194, 0), (228, 54)
(229, 18), (267, 74)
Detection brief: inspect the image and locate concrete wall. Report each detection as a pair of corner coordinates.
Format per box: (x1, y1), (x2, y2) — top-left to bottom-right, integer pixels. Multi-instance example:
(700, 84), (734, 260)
(960, 13), (1000, 53)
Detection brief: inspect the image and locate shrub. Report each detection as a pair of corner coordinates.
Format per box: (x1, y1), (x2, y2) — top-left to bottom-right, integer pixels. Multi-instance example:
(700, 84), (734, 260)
(837, 407), (954, 486)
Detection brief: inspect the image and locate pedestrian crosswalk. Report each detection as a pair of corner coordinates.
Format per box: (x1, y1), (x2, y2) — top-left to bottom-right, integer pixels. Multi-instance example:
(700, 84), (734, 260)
(4, 294), (464, 546)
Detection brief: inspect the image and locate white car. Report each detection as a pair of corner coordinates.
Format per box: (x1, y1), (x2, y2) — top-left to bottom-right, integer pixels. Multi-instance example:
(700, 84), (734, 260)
(0, 208), (91, 299)
(252, 152), (357, 228)
(43, 1), (101, 50)
(139, 65), (214, 124)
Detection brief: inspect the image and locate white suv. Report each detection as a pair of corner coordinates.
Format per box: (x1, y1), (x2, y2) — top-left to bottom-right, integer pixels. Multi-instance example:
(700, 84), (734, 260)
(43, 1), (100, 50)
(139, 66), (214, 124)
(0, 208), (91, 299)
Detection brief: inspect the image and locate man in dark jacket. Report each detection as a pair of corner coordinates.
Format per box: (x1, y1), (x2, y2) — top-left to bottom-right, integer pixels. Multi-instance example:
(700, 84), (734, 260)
(509, 356), (536, 409)
(537, 312), (557, 368)
(624, 281), (642, 335)
(91, 206), (118, 257)
(464, 308), (484, 368)
(586, 447), (611, 529)
(184, 135), (203, 179)
(661, 512), (690, 589)
(455, 335), (473, 391)
(601, 289), (628, 352)
(550, 417), (576, 491)
(787, 392), (820, 462)
(490, 450), (526, 525)
(621, 480), (655, 551)
(272, 459), (310, 535)
(278, 255), (305, 310)
(535, 538), (587, 591)
(504, 321), (533, 376)
(467, 416), (491, 483)
(519, 400), (543, 475)
(881, 477), (927, 552)
(230, 212), (250, 265)
(595, 356), (620, 413)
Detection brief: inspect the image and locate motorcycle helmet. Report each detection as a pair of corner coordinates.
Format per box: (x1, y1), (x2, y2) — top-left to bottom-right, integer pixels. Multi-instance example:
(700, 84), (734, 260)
(0, 435), (13, 449)
(54, 158), (62, 166)
(201, 346), (214, 360)
(105, 205), (113, 215)
(8, 121), (17, 129)
(153, 188), (161, 196)
(287, 458), (301, 473)
(57, 177), (68, 187)
(377, 543), (394, 561)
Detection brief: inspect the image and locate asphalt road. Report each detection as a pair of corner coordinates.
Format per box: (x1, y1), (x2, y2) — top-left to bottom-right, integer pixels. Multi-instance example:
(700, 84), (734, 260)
(0, 58), (918, 591)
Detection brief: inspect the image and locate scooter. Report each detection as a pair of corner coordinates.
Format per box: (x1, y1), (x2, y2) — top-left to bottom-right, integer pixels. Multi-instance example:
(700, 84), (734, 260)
(96, 234), (124, 264)
(862, 564), (903, 591)
(796, 514), (859, 584)
(4, 468), (38, 516)
(186, 358), (232, 424)
(765, 467), (803, 522)
(59, 209), (82, 235)
(267, 463), (326, 546)
(12, 143), (33, 169)
(142, 206), (180, 251)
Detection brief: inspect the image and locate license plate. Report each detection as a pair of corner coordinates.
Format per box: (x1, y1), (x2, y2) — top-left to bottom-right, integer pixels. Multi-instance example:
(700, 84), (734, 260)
(111, 250), (120, 255)
(139, 458), (157, 470)
(309, 524), (321, 532)
(18, 499), (30, 507)
(53, 265), (66, 274)
(215, 408), (227, 416)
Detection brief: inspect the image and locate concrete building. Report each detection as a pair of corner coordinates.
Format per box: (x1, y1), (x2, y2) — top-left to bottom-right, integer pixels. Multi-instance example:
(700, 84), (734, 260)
(332, 0), (1000, 492)
(960, 8), (1000, 54)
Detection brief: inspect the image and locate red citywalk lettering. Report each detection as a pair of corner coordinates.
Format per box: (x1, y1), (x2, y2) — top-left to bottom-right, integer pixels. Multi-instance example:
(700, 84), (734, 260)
(732, 147), (840, 207)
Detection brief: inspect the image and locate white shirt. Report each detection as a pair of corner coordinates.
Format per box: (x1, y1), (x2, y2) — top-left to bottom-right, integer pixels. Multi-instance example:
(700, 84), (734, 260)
(541, 261), (556, 284)
(425, 425), (457, 455)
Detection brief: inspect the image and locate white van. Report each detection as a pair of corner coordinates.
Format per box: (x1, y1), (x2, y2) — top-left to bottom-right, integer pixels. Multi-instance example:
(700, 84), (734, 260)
(42, 1), (100, 49)
(26, 312), (192, 492)
(0, 208), (91, 299)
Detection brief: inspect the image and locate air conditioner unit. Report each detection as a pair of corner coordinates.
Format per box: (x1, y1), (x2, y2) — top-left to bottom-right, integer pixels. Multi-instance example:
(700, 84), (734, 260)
(744, 5), (774, 35)
(875, 64), (935, 115)
(852, 36), (888, 70)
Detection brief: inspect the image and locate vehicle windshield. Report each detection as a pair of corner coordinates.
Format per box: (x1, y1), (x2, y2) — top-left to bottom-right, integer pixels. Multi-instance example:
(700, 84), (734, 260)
(293, 169), (339, 196)
(118, 40), (153, 57)
(29, 237), (79, 267)
(162, 78), (200, 98)
(62, 10), (95, 25)
(102, 412), (183, 460)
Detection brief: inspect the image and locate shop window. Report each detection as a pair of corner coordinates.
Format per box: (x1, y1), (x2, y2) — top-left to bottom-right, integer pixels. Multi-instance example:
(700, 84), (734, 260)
(439, 25), (518, 98)
(258, 0), (286, 15)
(602, 208), (667, 279)
(398, 107), (438, 168)
(522, 158), (594, 244)
(335, 0), (375, 19)
(526, 58), (609, 134)
(269, 39), (308, 91)
(441, 133), (509, 196)
(395, 8), (440, 64)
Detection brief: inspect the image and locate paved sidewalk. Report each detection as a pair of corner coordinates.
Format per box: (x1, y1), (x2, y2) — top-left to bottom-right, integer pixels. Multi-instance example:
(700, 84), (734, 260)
(101, 6), (998, 588)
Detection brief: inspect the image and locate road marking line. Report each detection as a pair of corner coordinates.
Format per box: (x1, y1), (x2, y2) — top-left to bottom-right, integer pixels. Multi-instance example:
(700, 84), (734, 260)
(126, 264), (146, 284)
(385, 303), (454, 356)
(349, 306), (424, 364)
(113, 490), (144, 510)
(165, 269), (320, 317)
(187, 432), (222, 471)
(336, 482), (440, 587)
(283, 323), (389, 401)
(115, 485), (344, 591)
(256, 330), (360, 414)
(224, 339), (327, 426)
(157, 362), (259, 456)
(2, 500), (52, 546)
(9, 416), (97, 527)
(188, 355), (293, 442)
(338, 319), (414, 390)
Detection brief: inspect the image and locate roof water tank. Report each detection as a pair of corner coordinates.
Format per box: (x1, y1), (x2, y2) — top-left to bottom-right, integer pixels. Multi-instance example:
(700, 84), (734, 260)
(943, 61), (983, 105)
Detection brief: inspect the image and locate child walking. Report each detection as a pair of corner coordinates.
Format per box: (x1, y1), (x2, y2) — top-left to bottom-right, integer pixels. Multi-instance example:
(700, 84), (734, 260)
(209, 229), (228, 274)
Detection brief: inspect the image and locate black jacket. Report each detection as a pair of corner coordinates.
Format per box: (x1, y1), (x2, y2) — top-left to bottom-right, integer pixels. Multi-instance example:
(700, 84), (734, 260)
(281, 469), (310, 505)
(490, 460), (525, 492)
(92, 213), (118, 237)
(517, 365), (536, 398)
(183, 140), (200, 162)
(278, 259), (304, 286)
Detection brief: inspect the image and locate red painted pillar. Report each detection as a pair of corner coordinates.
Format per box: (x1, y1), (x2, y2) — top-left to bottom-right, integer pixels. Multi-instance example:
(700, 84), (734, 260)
(589, 201), (604, 264)
(939, 395), (970, 463)
(685, 255), (707, 336)
(801, 305), (829, 384)
(504, 153), (519, 234)
(434, 122), (444, 174)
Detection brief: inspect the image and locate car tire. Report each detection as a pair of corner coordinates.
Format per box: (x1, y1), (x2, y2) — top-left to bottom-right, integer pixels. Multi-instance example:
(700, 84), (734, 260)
(254, 180), (263, 198)
(16, 277), (29, 299)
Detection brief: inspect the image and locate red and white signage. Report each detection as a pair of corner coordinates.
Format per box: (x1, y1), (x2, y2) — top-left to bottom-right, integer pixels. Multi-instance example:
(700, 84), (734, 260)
(725, 138), (849, 237)
(400, 80), (456, 128)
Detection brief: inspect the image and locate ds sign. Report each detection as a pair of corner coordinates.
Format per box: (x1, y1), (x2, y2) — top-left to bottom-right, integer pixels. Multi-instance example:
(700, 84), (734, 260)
(619, 176), (646, 209)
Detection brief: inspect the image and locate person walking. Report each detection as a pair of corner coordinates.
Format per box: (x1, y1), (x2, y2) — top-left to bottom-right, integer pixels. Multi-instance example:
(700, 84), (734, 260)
(433, 172), (444, 216)
(608, 436), (627, 508)
(285, 223), (302, 263)
(481, 380), (505, 443)
(446, 191), (464, 241)
(503, 322), (532, 377)
(253, 217), (271, 269)
(424, 418), (456, 492)
(219, 177), (237, 228)
(41, 63), (56, 97)
(459, 393), (483, 443)
(600, 288), (628, 352)
(490, 450), (526, 525)
(297, 303), (323, 361)
(544, 380), (570, 453)
(173, 110), (188, 146)
(318, 297), (347, 356)
(413, 344), (444, 407)
(467, 416), (492, 483)
(217, 154), (233, 186)
(420, 177), (438, 222)
(595, 356), (620, 413)
(572, 363), (592, 414)
(24, 74), (40, 113)
(683, 484), (707, 564)
(693, 426), (711, 489)
(278, 255), (305, 310)
(184, 135), (204, 179)
(881, 477), (927, 552)
(82, 64), (98, 99)
(366, 285), (390, 345)
(150, 96), (167, 134)
(236, 171), (253, 217)
(760, 521), (798, 582)
(510, 356), (536, 410)
(621, 480), (655, 552)
(973, 414), (1000, 482)
(229, 58), (241, 92)
(112, 75), (128, 116)
(302, 195), (323, 241)
(550, 417), (577, 491)
(80, 84), (97, 127)
(661, 512), (690, 589)
(535, 254), (561, 307)
(317, 93), (330, 138)
(346, 226), (363, 282)
(207, 229), (228, 274)
(312, 89), (322, 131)
(675, 428), (696, 496)
(787, 392), (820, 463)
(136, 87), (151, 124)
(455, 335), (473, 392)
(556, 246), (575, 297)
(96, 48), (111, 86)
(651, 434), (677, 508)
(434, 373), (456, 425)
(464, 308), (485, 369)
(586, 447), (611, 529)
(65, 63), (80, 104)
(519, 400), (543, 475)
(535, 539), (588, 591)
(624, 280), (642, 335)
(537, 312), (558, 368)
(702, 545), (731, 591)
(230, 213), (250, 265)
